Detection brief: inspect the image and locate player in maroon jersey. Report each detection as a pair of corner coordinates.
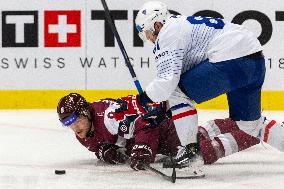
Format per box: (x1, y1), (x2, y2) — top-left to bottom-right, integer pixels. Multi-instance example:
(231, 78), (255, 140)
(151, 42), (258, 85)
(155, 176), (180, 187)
(56, 93), (261, 170)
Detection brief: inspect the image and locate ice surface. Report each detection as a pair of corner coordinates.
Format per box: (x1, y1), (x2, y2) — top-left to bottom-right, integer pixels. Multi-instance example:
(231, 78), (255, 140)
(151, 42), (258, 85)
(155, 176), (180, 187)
(0, 110), (284, 189)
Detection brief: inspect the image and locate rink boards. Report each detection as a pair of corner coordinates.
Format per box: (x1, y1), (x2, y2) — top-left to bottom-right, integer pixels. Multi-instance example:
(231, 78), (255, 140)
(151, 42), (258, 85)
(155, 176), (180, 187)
(0, 90), (284, 110)
(0, 0), (284, 109)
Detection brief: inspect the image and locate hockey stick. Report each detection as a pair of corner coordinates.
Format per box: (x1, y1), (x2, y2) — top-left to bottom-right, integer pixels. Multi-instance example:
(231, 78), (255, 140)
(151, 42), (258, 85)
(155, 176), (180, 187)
(144, 164), (176, 183)
(119, 152), (176, 183)
(101, 0), (143, 94)
(120, 152), (204, 182)
(131, 155), (205, 182)
(144, 156), (176, 183)
(145, 162), (205, 181)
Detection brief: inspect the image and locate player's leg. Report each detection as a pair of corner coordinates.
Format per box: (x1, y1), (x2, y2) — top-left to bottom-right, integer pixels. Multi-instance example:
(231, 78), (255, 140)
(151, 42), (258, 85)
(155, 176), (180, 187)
(199, 129), (260, 164)
(157, 118), (260, 165)
(157, 117), (181, 156)
(227, 81), (264, 137)
(176, 58), (239, 163)
(178, 55), (264, 139)
(178, 59), (231, 104)
(224, 56), (267, 142)
(180, 53), (265, 138)
(225, 53), (265, 136)
(167, 88), (200, 166)
(198, 118), (240, 140)
(175, 57), (250, 166)
(178, 51), (265, 105)
(218, 55), (284, 151)
(199, 117), (284, 152)
(169, 88), (198, 146)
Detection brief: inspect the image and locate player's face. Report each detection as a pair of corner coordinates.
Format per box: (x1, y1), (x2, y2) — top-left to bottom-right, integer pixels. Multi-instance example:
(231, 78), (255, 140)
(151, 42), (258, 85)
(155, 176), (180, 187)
(145, 30), (157, 43)
(69, 116), (91, 138)
(144, 22), (163, 43)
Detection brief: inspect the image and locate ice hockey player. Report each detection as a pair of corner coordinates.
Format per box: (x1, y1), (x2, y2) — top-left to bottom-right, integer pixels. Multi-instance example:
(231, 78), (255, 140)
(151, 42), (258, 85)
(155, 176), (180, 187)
(134, 1), (277, 167)
(56, 93), (283, 171)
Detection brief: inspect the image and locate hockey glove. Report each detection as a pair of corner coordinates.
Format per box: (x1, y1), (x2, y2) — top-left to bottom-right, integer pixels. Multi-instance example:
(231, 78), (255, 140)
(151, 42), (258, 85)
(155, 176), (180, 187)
(137, 91), (154, 109)
(141, 101), (168, 128)
(97, 143), (127, 164)
(130, 144), (152, 171)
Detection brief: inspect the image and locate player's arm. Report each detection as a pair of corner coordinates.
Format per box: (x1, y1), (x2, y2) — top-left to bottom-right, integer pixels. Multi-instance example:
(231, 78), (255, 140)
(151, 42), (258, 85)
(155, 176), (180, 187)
(73, 100), (127, 164)
(96, 143), (128, 164)
(129, 117), (160, 170)
(75, 130), (126, 164)
(144, 21), (187, 103)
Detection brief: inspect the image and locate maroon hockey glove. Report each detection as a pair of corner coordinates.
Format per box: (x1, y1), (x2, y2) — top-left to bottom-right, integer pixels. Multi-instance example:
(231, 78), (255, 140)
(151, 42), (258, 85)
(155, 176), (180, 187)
(130, 144), (152, 171)
(97, 143), (127, 164)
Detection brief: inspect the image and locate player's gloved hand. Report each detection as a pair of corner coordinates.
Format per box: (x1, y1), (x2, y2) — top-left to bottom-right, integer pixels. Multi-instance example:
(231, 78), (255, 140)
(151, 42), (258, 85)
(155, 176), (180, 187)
(141, 101), (168, 129)
(142, 101), (167, 120)
(136, 91), (154, 111)
(130, 144), (152, 171)
(97, 143), (127, 164)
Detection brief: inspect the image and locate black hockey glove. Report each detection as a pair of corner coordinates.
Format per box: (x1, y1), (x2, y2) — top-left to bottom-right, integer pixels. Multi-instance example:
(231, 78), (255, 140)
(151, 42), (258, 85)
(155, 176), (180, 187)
(141, 101), (168, 128)
(137, 91), (154, 111)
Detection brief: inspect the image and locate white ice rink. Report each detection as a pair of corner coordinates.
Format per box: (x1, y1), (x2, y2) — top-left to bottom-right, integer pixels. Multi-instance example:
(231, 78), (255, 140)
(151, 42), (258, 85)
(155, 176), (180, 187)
(0, 110), (284, 189)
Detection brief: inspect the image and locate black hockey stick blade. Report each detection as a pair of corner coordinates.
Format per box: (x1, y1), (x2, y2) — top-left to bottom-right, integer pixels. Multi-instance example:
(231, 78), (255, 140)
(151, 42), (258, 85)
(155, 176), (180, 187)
(176, 174), (205, 179)
(163, 157), (205, 179)
(176, 170), (205, 179)
(118, 152), (175, 183)
(118, 152), (202, 182)
(146, 164), (204, 181)
(145, 164), (176, 183)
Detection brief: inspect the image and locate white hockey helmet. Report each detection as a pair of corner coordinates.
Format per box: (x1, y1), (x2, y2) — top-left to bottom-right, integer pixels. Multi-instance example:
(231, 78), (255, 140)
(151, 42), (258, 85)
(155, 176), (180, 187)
(135, 1), (170, 42)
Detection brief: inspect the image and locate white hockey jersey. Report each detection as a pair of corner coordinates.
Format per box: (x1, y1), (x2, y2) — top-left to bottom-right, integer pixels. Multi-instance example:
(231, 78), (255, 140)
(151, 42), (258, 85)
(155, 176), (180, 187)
(146, 15), (263, 102)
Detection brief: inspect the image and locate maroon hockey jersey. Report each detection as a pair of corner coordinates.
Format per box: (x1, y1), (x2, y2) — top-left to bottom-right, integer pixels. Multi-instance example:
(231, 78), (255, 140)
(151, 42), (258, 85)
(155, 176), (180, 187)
(75, 98), (181, 162)
(75, 98), (260, 165)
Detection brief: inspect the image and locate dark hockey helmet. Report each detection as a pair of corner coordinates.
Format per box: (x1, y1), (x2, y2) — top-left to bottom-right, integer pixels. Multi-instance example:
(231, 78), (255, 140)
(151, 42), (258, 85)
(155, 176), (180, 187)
(57, 93), (91, 126)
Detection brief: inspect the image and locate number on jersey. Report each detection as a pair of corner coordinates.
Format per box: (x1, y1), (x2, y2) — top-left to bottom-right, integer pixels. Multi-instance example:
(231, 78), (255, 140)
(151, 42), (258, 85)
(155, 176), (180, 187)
(187, 16), (225, 29)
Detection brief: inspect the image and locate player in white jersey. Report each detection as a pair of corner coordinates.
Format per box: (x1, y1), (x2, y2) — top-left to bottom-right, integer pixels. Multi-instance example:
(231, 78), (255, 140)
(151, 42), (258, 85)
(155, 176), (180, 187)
(135, 1), (284, 167)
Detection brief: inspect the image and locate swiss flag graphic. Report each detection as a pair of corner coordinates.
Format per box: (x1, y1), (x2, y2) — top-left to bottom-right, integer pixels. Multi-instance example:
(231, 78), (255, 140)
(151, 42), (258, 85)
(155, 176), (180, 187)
(44, 11), (81, 47)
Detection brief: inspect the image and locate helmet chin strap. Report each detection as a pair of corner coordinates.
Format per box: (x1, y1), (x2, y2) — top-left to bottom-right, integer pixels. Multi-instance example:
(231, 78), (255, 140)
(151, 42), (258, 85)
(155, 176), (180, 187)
(153, 31), (159, 36)
(151, 31), (159, 44)
(152, 22), (162, 38)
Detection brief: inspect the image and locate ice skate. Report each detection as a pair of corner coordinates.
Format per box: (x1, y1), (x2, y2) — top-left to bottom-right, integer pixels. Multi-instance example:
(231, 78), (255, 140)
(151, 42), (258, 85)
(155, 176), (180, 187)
(163, 143), (203, 169)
